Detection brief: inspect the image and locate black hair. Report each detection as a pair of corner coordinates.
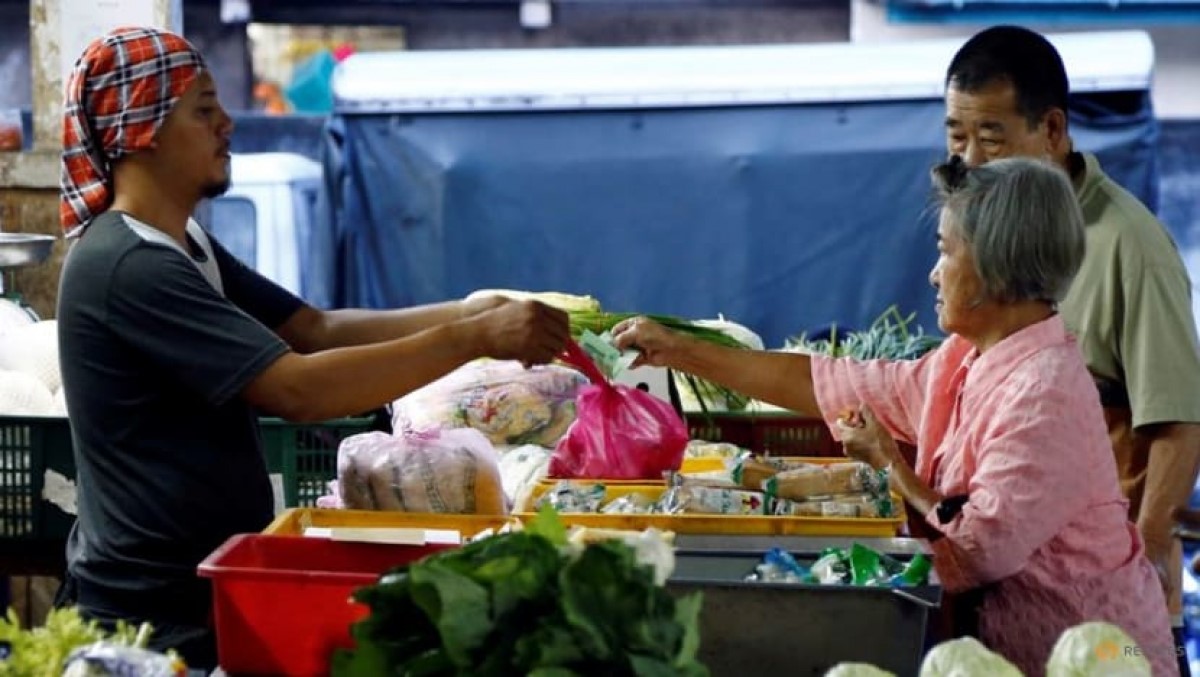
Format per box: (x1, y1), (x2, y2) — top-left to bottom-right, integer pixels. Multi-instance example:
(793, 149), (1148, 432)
(945, 26), (1069, 129)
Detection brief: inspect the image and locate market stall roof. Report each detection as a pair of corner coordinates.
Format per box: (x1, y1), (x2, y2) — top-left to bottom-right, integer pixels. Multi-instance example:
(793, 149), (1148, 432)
(332, 30), (1152, 113)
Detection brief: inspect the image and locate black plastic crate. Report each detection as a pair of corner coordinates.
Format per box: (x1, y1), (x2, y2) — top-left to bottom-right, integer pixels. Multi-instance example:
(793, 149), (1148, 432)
(0, 416), (75, 544)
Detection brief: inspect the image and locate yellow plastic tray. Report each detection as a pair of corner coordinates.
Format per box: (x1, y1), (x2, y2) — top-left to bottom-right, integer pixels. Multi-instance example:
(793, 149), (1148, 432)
(264, 508), (514, 537)
(679, 455), (854, 474)
(515, 481), (905, 538)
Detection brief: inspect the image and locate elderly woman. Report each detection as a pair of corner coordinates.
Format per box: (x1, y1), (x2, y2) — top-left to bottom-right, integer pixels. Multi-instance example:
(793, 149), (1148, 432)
(613, 157), (1175, 676)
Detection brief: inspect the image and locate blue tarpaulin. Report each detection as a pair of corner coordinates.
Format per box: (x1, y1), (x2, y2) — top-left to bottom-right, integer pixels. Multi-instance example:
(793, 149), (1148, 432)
(320, 35), (1158, 347)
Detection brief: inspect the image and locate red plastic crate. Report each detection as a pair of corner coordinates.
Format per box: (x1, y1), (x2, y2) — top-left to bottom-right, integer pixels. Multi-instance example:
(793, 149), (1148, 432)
(197, 533), (453, 676)
(684, 412), (840, 457)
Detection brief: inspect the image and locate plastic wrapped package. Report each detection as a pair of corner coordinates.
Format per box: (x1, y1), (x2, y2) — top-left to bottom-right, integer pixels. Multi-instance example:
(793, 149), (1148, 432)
(684, 440), (744, 459)
(730, 455), (815, 491)
(497, 444), (551, 505)
(535, 480), (607, 513)
(391, 359), (588, 447)
(336, 429), (507, 514)
(61, 643), (186, 677)
(764, 462), (886, 502)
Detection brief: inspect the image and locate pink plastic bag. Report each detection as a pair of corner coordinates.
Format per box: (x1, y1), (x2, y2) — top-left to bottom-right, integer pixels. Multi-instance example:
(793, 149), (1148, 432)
(549, 339), (688, 480)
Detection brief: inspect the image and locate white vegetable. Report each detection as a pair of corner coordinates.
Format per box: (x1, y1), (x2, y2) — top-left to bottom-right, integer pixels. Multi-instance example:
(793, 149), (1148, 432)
(0, 370), (56, 416)
(466, 289), (601, 313)
(824, 663), (896, 677)
(0, 298), (35, 337)
(693, 316), (764, 350)
(919, 637), (1023, 677)
(0, 320), (60, 393)
(51, 387), (69, 417)
(1045, 622), (1151, 677)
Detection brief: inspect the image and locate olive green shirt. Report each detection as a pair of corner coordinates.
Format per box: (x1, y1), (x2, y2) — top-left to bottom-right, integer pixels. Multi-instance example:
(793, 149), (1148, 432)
(1060, 152), (1200, 429)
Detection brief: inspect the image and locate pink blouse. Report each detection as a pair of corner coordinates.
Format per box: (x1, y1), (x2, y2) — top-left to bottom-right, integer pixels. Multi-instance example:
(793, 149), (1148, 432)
(812, 315), (1177, 676)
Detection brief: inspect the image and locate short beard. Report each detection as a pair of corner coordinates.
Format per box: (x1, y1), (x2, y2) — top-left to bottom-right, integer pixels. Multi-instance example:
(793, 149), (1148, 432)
(202, 179), (231, 200)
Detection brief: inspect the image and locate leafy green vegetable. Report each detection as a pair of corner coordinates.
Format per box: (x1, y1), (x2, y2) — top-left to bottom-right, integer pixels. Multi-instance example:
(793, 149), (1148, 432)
(333, 510), (707, 677)
(0, 607), (148, 676)
(786, 305), (943, 361)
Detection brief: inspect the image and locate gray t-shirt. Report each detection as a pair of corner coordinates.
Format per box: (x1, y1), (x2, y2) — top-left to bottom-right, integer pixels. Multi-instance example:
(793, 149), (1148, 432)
(57, 211), (303, 623)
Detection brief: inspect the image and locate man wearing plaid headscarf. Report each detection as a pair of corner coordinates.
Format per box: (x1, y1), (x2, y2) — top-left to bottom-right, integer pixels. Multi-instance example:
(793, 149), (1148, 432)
(56, 27), (569, 670)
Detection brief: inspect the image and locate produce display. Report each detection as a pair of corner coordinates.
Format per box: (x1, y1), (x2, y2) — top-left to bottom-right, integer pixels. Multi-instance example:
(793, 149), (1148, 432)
(0, 607), (182, 676)
(331, 509), (706, 676)
(0, 320), (68, 417)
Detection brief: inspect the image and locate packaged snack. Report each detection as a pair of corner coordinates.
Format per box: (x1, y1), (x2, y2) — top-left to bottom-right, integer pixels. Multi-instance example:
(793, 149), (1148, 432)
(674, 485), (767, 515)
(730, 455), (814, 491)
(764, 462), (886, 502)
(810, 549), (849, 585)
(535, 480), (607, 513)
(600, 493), (657, 515)
(746, 547), (815, 584)
(684, 441), (744, 459)
(676, 469), (739, 489)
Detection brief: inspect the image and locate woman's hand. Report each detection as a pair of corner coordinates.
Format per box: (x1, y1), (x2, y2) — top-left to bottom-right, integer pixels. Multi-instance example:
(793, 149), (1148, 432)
(611, 316), (686, 368)
(837, 405), (899, 471)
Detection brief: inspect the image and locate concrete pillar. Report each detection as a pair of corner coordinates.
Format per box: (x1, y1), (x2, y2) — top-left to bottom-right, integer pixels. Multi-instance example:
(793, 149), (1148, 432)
(0, 0), (180, 320)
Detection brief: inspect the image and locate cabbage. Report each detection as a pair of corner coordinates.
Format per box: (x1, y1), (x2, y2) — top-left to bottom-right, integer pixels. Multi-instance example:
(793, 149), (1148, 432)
(1045, 622), (1151, 677)
(0, 298), (35, 337)
(0, 320), (60, 393)
(0, 369), (56, 416)
(824, 662), (896, 676)
(919, 637), (1023, 677)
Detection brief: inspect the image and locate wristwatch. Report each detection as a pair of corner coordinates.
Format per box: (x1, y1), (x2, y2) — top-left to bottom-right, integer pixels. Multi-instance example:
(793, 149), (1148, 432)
(934, 494), (970, 526)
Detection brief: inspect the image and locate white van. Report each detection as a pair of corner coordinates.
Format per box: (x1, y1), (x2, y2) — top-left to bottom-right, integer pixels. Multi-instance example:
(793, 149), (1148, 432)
(198, 152), (322, 296)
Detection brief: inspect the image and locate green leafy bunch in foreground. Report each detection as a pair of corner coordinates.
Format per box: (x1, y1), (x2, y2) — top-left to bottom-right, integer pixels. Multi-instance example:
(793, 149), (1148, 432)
(333, 509), (706, 677)
(0, 607), (147, 676)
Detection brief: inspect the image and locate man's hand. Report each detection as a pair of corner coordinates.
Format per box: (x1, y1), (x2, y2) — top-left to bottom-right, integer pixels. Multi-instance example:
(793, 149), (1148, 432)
(836, 405), (898, 471)
(469, 300), (569, 366)
(459, 293), (510, 319)
(1140, 528), (1175, 599)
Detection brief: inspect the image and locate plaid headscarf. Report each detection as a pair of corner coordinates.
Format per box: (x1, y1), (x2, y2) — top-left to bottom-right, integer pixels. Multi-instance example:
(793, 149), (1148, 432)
(60, 26), (206, 236)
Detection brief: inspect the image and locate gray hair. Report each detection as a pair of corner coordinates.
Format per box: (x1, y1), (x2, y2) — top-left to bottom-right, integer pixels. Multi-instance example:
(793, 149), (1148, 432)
(931, 156), (1085, 304)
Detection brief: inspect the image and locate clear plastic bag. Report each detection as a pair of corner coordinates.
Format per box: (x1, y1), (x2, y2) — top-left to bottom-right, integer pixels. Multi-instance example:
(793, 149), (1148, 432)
(390, 359), (587, 447)
(336, 428), (508, 514)
(548, 339), (688, 480)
